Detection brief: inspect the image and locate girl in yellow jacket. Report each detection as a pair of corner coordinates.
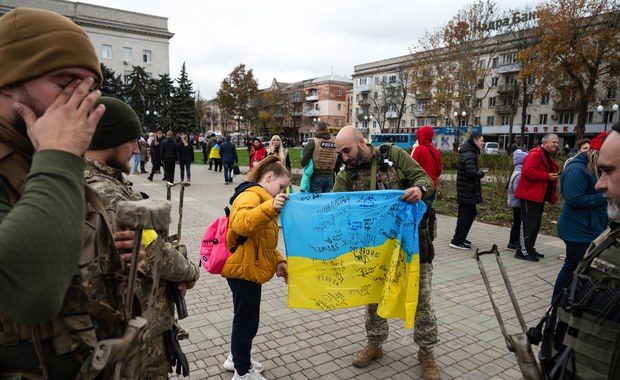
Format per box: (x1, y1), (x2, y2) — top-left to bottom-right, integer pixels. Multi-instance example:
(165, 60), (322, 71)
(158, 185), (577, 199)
(221, 155), (290, 380)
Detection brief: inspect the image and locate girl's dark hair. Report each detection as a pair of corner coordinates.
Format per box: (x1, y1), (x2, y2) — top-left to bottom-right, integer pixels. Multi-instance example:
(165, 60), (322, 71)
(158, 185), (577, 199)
(246, 155), (290, 183)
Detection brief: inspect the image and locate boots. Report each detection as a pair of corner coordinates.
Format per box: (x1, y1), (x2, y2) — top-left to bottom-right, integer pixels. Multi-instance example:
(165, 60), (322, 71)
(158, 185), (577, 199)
(352, 344), (383, 368)
(418, 350), (440, 380)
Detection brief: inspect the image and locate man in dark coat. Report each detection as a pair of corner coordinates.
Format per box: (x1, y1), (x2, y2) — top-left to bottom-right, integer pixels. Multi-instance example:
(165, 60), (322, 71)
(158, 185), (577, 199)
(160, 131), (178, 183)
(147, 129), (164, 181)
(449, 132), (486, 250)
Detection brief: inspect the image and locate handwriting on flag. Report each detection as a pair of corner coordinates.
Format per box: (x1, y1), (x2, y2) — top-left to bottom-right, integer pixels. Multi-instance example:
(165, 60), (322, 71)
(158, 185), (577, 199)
(281, 190), (426, 328)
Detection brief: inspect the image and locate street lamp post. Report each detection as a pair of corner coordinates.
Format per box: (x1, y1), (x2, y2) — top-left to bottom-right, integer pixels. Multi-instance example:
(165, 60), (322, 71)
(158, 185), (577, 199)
(146, 110), (158, 132)
(453, 111), (467, 151)
(234, 115), (243, 140)
(597, 104), (619, 132)
(313, 117), (320, 139)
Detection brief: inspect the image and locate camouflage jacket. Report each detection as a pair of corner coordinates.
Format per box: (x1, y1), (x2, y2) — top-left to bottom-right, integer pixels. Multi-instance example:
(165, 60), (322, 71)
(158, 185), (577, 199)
(84, 159), (199, 334)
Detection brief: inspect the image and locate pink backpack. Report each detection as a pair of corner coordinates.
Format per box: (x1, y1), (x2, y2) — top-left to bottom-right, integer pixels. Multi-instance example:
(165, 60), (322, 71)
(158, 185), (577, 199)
(199, 208), (247, 274)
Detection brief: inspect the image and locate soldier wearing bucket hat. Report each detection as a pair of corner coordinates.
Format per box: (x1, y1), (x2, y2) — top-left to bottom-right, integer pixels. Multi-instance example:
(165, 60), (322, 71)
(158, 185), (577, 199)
(0, 8), (142, 379)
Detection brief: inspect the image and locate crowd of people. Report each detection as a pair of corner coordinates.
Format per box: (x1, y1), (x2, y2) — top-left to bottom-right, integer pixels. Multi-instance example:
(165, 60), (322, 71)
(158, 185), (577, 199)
(1, 6), (619, 380)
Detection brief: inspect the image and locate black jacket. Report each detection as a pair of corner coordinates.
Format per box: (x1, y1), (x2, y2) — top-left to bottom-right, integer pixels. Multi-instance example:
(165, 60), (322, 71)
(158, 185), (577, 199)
(219, 141), (238, 164)
(160, 137), (178, 161)
(456, 139), (484, 205)
(178, 141), (194, 163)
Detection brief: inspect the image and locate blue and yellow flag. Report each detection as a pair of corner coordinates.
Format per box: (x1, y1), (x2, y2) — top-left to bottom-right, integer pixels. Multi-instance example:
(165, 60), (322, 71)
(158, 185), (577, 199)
(281, 190), (426, 328)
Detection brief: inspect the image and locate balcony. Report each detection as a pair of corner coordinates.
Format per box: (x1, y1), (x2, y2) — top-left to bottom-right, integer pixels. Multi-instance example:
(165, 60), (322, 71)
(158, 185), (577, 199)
(305, 94), (318, 102)
(415, 92), (432, 101)
(497, 83), (517, 94)
(497, 62), (521, 74)
(357, 97), (370, 106)
(305, 110), (318, 117)
(292, 111), (302, 117)
(386, 111), (398, 119)
(495, 105), (514, 114)
(552, 101), (578, 112)
(357, 84), (373, 93)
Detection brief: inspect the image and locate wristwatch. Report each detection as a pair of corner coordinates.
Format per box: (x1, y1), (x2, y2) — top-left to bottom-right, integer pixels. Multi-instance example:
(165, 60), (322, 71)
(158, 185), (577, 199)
(415, 185), (427, 197)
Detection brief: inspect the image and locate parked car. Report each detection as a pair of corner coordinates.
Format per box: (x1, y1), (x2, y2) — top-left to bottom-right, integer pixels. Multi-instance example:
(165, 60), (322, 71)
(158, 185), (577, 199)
(483, 142), (499, 154)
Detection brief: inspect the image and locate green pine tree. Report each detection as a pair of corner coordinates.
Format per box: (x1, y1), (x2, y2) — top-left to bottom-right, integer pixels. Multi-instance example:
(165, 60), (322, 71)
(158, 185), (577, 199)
(171, 63), (196, 133)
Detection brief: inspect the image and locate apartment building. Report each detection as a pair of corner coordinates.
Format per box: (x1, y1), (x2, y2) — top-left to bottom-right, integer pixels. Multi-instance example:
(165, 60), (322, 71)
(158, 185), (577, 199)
(352, 29), (617, 150)
(0, 0), (173, 82)
(259, 74), (353, 142)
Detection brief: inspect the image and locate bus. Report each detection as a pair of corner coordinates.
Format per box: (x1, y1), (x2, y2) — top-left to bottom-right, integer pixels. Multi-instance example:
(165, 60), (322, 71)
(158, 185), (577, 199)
(370, 133), (417, 149)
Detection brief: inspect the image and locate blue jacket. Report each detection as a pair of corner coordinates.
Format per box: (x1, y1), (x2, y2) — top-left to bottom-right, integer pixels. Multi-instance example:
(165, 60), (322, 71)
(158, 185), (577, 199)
(556, 151), (608, 243)
(219, 141), (238, 164)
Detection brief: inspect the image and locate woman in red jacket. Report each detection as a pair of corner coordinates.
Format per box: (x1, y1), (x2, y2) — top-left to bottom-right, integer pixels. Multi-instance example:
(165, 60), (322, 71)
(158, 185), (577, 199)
(249, 138), (266, 169)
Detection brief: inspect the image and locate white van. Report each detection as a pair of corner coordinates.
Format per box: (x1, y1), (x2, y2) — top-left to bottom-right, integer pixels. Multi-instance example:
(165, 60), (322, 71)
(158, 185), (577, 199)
(484, 142), (499, 154)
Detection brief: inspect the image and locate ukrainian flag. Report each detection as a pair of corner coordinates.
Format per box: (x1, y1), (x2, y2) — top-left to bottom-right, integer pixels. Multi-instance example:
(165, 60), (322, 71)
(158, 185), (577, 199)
(281, 190), (426, 328)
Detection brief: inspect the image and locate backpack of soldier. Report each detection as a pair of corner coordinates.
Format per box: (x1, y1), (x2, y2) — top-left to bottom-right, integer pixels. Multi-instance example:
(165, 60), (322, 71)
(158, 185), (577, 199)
(199, 207), (246, 274)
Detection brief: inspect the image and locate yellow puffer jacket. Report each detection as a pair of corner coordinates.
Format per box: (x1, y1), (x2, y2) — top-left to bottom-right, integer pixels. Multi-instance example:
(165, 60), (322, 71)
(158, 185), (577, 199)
(221, 184), (286, 284)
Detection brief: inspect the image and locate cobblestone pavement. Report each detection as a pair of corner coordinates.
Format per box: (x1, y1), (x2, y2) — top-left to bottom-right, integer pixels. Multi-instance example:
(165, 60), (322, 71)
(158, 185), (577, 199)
(129, 161), (564, 380)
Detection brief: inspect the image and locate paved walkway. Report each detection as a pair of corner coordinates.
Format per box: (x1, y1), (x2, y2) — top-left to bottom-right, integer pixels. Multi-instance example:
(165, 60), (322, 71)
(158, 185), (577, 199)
(129, 162), (564, 380)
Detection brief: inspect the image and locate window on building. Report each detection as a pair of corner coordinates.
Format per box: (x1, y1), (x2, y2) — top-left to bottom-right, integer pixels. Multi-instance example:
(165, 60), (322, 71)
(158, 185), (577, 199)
(374, 77), (380, 84)
(491, 77), (498, 87)
(478, 59), (486, 69)
(541, 93), (550, 105)
(292, 91), (300, 101)
(607, 86), (617, 99)
(604, 112), (614, 123)
(388, 75), (397, 83)
(539, 114), (548, 124)
(123, 47), (132, 62)
(373, 121), (377, 129)
(102, 44), (112, 59)
(337, 89), (343, 96)
(501, 52), (517, 65)
(587, 112), (594, 123)
(526, 94), (533, 105)
(337, 104), (342, 111)
(501, 115), (512, 125)
(401, 120), (406, 128)
(506, 75), (516, 85)
(492, 57), (499, 68)
(486, 116), (495, 126)
(143, 50), (152, 64)
(559, 113), (574, 124)
(488, 97), (496, 107)
(477, 78), (484, 89)
(525, 114), (531, 124)
(410, 119), (415, 128)
(123, 70), (131, 83)
(359, 78), (367, 85)
(474, 117), (481, 126)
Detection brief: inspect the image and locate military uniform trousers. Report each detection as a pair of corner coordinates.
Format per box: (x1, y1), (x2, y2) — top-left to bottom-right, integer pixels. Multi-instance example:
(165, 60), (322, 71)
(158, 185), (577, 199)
(365, 262), (438, 349)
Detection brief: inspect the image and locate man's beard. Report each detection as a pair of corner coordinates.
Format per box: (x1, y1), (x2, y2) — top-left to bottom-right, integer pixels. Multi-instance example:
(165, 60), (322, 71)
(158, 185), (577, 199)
(347, 149), (369, 168)
(107, 156), (131, 174)
(608, 198), (620, 221)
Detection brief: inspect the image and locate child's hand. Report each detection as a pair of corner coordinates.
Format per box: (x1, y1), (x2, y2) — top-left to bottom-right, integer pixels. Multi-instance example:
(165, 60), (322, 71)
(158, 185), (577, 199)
(273, 192), (289, 211)
(276, 262), (288, 284)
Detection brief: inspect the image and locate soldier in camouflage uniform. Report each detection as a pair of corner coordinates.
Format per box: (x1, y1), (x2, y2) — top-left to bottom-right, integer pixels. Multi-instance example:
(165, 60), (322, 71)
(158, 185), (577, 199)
(333, 126), (441, 380)
(0, 8), (145, 379)
(84, 97), (200, 379)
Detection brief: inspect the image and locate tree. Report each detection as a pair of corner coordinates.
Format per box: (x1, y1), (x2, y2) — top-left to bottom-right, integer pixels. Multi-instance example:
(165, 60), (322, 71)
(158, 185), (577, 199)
(148, 73), (175, 132)
(124, 65), (151, 125)
(411, 0), (512, 145)
(216, 64), (259, 135)
(520, 0), (620, 140)
(195, 91), (209, 134)
(99, 63), (124, 99)
(171, 63), (196, 133)
(367, 69), (412, 133)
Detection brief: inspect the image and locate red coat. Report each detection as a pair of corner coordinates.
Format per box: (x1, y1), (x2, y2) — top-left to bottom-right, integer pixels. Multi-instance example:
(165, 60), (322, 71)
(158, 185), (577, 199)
(411, 127), (442, 189)
(515, 146), (558, 204)
(249, 144), (266, 169)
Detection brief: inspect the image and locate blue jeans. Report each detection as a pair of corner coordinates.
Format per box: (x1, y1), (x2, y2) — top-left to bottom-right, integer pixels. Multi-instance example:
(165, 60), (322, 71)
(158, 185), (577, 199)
(310, 175), (334, 193)
(179, 160), (191, 180)
(223, 161), (234, 183)
(132, 154), (140, 173)
(551, 241), (591, 302)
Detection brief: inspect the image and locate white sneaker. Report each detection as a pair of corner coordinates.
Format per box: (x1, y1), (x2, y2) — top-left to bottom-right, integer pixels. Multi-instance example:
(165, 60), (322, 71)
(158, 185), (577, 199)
(224, 352), (264, 372)
(232, 368), (266, 380)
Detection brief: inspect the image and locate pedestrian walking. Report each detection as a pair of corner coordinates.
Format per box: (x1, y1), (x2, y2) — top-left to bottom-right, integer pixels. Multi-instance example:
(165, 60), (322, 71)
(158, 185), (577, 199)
(178, 132), (194, 184)
(210, 138), (223, 172)
(449, 132), (486, 250)
(161, 130), (178, 183)
(147, 130), (164, 181)
(220, 135), (238, 185)
(221, 155), (290, 380)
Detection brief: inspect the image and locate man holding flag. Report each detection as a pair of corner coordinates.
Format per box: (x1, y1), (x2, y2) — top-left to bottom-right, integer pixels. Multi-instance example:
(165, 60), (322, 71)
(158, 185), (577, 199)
(333, 126), (440, 380)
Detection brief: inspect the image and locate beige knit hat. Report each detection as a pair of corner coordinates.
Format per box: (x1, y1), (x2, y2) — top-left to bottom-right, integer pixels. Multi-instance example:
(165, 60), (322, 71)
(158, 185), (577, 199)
(0, 7), (102, 88)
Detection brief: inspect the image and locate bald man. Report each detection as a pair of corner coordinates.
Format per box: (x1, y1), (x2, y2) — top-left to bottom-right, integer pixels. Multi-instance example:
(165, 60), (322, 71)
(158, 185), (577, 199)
(333, 126), (441, 380)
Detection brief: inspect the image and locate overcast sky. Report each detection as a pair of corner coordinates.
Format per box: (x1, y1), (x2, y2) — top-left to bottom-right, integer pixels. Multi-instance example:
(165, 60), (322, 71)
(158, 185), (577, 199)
(80, 0), (536, 99)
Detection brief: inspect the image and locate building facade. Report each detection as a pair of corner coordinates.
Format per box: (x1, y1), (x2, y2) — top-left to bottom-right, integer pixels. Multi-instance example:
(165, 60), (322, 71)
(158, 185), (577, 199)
(352, 30), (618, 150)
(0, 0), (173, 82)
